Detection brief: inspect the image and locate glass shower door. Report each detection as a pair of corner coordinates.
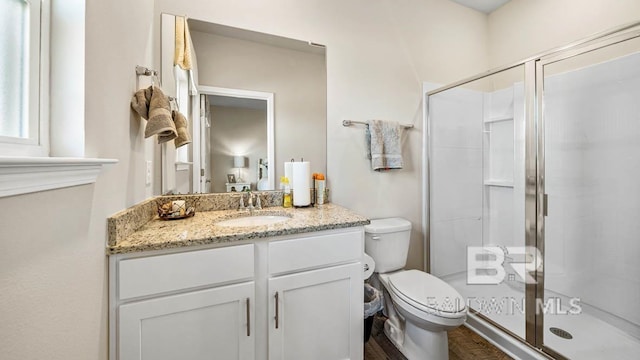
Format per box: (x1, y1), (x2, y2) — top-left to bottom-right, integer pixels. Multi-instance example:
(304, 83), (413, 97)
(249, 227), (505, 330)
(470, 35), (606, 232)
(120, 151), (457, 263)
(538, 32), (640, 359)
(428, 65), (528, 340)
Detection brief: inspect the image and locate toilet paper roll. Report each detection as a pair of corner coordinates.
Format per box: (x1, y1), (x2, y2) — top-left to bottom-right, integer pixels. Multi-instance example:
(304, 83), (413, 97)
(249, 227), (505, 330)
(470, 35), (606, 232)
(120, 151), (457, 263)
(292, 161), (311, 206)
(363, 253), (375, 280)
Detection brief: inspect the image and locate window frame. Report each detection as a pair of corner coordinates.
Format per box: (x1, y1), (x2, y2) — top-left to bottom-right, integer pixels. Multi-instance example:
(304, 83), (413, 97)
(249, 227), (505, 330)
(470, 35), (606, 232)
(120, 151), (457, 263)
(0, 0), (118, 199)
(0, 0), (49, 157)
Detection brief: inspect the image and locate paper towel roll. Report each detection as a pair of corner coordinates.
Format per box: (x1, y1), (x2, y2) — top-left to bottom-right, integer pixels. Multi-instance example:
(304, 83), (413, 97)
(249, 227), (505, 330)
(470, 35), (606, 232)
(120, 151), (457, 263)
(284, 162), (293, 183)
(292, 161), (311, 206)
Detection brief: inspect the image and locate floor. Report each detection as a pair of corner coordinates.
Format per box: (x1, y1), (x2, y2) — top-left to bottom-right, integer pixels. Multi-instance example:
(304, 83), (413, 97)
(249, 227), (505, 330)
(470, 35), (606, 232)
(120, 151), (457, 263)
(364, 315), (513, 360)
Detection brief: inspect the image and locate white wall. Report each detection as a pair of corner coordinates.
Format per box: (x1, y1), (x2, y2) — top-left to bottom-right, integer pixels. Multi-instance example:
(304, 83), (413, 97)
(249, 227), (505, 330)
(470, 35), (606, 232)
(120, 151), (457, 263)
(488, 0), (640, 67)
(0, 0), (156, 359)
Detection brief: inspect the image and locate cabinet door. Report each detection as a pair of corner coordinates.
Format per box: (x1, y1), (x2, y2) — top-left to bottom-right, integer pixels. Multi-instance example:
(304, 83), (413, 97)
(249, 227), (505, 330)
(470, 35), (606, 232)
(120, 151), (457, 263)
(268, 263), (363, 360)
(119, 282), (255, 360)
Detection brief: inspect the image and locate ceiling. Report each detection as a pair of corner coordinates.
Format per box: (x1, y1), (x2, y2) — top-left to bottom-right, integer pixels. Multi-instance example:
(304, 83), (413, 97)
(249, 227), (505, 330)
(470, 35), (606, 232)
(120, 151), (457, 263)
(450, 0), (512, 14)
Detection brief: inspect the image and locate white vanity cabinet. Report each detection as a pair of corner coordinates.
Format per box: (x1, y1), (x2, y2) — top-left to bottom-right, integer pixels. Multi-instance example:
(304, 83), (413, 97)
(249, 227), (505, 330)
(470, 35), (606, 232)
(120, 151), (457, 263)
(267, 230), (364, 360)
(119, 282), (255, 360)
(109, 227), (364, 360)
(110, 244), (256, 360)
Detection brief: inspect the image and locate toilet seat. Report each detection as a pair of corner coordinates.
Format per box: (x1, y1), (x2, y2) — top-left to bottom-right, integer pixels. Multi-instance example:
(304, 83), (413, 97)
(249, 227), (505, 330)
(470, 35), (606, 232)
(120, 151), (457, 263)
(388, 270), (466, 319)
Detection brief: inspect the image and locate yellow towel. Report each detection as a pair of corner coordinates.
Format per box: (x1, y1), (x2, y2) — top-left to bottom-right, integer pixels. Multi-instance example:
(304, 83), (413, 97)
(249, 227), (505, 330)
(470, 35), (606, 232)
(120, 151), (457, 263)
(174, 16), (192, 70)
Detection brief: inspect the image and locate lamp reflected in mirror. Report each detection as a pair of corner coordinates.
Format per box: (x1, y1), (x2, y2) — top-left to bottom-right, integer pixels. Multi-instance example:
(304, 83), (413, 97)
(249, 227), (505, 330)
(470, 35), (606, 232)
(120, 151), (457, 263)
(233, 155), (247, 182)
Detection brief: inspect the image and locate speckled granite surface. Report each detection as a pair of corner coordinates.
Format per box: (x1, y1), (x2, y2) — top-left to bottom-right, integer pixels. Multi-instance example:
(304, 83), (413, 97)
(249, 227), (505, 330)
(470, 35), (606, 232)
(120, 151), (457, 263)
(107, 192), (284, 246)
(108, 203), (369, 254)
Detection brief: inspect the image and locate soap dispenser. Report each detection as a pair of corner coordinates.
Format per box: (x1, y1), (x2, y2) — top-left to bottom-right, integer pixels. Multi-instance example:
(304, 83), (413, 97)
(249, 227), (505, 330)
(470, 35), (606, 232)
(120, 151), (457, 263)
(282, 177), (292, 208)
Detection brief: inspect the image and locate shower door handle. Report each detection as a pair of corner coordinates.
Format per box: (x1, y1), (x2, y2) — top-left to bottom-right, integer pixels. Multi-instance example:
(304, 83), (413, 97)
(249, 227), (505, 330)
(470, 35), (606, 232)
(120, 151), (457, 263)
(543, 193), (549, 217)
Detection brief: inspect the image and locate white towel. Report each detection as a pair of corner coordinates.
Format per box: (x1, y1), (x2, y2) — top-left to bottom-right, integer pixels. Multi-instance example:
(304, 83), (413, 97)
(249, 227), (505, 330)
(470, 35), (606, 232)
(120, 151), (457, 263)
(366, 120), (403, 171)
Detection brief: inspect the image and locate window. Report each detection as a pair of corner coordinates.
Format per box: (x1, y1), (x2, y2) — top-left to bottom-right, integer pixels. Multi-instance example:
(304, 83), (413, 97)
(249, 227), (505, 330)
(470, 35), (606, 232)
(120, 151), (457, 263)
(0, 0), (46, 156)
(0, 0), (116, 198)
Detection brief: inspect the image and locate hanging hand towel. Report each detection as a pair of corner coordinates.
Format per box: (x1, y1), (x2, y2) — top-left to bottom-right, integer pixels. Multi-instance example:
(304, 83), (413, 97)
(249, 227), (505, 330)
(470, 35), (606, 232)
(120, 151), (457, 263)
(174, 16), (198, 95)
(366, 120), (404, 171)
(146, 86), (177, 144)
(130, 86), (153, 119)
(172, 110), (191, 148)
(174, 16), (192, 70)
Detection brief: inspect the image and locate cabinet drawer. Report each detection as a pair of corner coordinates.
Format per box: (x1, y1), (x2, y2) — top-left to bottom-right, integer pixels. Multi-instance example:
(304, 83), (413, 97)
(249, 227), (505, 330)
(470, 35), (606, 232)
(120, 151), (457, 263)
(268, 229), (363, 275)
(118, 244), (254, 300)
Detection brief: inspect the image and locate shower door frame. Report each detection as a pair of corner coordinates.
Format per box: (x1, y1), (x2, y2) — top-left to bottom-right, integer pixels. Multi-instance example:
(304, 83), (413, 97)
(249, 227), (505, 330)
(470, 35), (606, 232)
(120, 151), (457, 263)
(423, 20), (640, 359)
(533, 27), (640, 359)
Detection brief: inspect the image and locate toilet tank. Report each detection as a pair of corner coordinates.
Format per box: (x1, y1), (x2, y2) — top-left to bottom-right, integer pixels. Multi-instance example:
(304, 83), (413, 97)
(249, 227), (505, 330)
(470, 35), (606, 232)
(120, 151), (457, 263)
(364, 218), (412, 273)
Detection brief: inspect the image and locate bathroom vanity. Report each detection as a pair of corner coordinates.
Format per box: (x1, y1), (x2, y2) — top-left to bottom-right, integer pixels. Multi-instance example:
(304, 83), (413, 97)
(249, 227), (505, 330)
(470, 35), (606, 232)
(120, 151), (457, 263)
(107, 198), (368, 360)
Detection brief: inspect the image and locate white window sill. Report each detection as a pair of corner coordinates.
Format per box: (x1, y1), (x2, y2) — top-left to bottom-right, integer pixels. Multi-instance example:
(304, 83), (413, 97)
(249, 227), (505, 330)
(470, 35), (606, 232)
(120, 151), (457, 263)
(0, 156), (118, 198)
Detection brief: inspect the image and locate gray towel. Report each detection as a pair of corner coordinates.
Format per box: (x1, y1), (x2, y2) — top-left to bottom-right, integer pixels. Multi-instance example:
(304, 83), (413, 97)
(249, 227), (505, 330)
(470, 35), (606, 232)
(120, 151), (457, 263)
(366, 120), (403, 171)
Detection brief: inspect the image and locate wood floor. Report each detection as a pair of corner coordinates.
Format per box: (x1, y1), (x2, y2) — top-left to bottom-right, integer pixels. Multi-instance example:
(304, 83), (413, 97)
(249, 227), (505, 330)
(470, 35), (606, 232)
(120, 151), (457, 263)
(364, 315), (513, 360)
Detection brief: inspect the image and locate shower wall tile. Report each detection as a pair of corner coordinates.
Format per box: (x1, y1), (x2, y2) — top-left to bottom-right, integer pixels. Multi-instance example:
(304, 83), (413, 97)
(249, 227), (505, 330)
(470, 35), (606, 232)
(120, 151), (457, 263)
(431, 147), (483, 221)
(431, 217), (482, 277)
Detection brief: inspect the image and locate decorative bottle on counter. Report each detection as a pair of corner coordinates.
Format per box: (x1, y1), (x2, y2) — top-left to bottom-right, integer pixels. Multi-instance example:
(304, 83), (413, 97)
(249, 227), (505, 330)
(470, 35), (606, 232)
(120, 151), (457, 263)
(282, 177), (292, 208)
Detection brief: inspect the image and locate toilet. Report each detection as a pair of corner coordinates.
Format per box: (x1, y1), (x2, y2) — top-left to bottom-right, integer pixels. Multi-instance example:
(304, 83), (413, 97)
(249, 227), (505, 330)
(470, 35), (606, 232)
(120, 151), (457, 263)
(365, 218), (467, 360)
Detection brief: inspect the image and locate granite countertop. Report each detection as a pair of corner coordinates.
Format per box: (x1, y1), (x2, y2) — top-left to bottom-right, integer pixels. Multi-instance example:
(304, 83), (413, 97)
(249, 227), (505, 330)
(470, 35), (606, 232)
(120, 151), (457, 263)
(108, 203), (370, 254)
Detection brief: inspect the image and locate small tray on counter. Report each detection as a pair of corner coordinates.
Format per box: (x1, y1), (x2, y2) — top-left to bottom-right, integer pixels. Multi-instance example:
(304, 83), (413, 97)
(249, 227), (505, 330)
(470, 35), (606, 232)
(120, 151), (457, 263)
(157, 199), (197, 220)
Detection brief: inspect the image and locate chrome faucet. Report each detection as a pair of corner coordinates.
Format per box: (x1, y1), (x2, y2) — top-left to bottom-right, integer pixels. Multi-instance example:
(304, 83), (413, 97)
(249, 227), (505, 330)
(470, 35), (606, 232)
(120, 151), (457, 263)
(254, 193), (262, 210)
(239, 191), (261, 214)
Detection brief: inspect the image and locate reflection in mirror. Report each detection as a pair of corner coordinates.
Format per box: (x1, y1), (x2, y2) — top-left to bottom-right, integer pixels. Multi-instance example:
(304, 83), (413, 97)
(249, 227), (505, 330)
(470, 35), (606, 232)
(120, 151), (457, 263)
(201, 92), (272, 193)
(160, 15), (327, 194)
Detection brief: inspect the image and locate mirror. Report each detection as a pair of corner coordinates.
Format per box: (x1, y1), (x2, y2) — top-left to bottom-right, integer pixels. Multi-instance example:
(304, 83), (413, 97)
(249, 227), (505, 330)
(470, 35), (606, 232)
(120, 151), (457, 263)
(160, 15), (327, 194)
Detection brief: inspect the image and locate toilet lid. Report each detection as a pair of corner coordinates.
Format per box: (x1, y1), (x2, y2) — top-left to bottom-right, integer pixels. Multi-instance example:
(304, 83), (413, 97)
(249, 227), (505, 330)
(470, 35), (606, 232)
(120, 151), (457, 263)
(388, 270), (466, 314)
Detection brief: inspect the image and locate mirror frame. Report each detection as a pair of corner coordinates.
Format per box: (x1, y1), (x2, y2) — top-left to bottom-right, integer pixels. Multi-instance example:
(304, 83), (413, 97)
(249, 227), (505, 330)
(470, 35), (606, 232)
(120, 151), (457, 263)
(193, 86), (275, 193)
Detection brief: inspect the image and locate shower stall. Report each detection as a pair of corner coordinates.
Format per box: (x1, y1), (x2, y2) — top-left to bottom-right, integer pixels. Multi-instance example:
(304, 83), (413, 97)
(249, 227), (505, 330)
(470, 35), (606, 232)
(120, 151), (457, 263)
(425, 23), (640, 359)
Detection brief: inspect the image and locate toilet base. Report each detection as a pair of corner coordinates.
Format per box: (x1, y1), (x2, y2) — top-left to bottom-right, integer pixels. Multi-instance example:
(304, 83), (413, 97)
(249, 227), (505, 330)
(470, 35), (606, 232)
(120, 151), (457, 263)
(383, 316), (449, 360)
(375, 272), (462, 360)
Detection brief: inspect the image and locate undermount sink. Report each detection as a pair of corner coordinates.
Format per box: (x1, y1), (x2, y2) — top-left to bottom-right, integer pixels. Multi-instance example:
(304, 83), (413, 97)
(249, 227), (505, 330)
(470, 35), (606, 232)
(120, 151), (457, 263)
(215, 215), (291, 227)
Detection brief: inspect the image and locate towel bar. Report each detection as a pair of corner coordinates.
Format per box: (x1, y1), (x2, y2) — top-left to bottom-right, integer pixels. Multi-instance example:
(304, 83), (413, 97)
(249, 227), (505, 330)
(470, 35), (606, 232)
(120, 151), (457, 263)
(135, 65), (175, 102)
(135, 65), (157, 77)
(342, 120), (414, 129)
